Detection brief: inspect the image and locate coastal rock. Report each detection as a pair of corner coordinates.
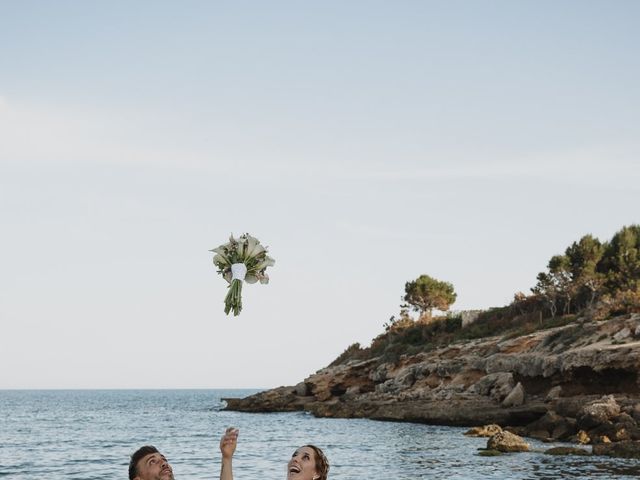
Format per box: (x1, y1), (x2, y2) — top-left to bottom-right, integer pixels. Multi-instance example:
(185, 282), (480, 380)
(588, 420), (617, 442)
(502, 382), (525, 407)
(613, 426), (631, 441)
(308, 359), (377, 401)
(544, 447), (590, 456)
(464, 424), (503, 437)
(478, 448), (502, 457)
(613, 413), (640, 441)
(614, 327), (631, 342)
(527, 429), (551, 441)
(593, 435), (612, 444)
(551, 418), (577, 441)
(487, 431), (530, 452)
(593, 440), (640, 458)
(545, 386), (562, 402)
(224, 314), (640, 438)
(394, 368), (417, 388)
(345, 385), (361, 396)
(369, 364), (389, 383)
(307, 396), (545, 426)
(575, 430), (591, 445)
(470, 372), (514, 402)
(577, 395), (621, 430)
(615, 412), (636, 426)
(523, 411), (576, 441)
(375, 379), (397, 394)
(477, 449), (502, 456)
(294, 382), (310, 396)
(223, 386), (313, 412)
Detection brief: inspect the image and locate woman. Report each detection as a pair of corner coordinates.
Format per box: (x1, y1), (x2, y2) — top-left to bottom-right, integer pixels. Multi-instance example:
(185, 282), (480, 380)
(219, 427), (329, 480)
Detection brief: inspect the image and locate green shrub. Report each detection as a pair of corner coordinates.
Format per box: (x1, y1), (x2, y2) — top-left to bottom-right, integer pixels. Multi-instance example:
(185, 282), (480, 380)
(329, 342), (368, 366)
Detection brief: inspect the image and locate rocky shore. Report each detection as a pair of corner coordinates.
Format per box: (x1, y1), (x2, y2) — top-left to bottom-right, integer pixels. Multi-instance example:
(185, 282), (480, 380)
(224, 313), (640, 457)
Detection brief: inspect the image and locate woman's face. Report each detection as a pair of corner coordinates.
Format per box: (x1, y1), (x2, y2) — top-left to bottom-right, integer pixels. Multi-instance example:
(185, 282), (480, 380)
(287, 446), (318, 480)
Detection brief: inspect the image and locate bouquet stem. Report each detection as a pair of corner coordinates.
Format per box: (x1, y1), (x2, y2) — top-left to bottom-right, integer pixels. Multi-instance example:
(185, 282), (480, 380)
(224, 279), (243, 316)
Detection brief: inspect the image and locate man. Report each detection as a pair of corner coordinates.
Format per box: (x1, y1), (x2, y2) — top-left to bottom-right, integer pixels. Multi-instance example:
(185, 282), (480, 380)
(128, 446), (174, 480)
(128, 428), (238, 480)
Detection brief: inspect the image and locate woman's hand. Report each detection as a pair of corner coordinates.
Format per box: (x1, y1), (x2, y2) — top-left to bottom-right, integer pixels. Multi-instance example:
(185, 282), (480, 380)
(219, 427), (239, 460)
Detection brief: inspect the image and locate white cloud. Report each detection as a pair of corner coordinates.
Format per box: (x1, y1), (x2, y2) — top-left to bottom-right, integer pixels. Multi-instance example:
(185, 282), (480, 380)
(362, 145), (640, 188)
(7, 94), (635, 190)
(0, 98), (190, 167)
(336, 221), (457, 241)
(0, 97), (329, 181)
(0, 99), (101, 162)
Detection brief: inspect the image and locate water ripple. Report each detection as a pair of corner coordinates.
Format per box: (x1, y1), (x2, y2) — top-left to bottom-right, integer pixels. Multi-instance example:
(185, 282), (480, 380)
(1, 390), (640, 479)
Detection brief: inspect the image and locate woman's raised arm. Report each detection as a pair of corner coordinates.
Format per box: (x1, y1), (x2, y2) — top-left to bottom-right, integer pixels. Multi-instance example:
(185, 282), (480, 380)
(219, 427), (238, 480)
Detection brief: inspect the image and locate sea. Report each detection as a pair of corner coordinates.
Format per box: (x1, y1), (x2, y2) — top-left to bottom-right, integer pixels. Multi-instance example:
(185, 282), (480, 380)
(1, 389), (639, 479)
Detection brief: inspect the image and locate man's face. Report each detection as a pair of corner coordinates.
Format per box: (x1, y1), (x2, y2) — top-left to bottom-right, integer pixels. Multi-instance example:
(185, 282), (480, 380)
(134, 452), (174, 480)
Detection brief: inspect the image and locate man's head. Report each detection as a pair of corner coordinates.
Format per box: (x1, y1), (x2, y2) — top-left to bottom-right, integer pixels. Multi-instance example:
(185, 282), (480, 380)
(129, 446), (174, 480)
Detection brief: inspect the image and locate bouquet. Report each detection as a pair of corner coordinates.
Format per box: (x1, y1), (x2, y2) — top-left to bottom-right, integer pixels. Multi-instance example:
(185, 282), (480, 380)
(210, 233), (275, 316)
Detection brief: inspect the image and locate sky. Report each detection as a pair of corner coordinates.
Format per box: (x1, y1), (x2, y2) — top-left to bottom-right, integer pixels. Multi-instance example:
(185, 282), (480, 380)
(1, 1), (639, 389)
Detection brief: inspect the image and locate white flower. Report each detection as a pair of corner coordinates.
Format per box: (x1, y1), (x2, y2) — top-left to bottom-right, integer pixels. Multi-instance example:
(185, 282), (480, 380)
(213, 253), (230, 267)
(245, 236), (265, 258)
(210, 246), (228, 256)
(255, 256), (276, 270)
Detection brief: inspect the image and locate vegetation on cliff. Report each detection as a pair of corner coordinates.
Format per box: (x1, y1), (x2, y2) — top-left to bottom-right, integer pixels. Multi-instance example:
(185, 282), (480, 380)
(403, 274), (457, 319)
(331, 224), (640, 367)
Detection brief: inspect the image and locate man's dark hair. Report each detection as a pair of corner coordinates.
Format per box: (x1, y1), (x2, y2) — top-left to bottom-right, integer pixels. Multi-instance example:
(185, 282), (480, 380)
(129, 445), (159, 480)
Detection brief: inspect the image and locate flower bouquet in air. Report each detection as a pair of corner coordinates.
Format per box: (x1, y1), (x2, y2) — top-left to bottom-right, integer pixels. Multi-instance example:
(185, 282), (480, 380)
(210, 233), (275, 316)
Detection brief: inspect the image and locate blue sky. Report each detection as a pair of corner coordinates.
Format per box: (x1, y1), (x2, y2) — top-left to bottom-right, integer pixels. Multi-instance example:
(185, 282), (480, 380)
(1, 1), (639, 388)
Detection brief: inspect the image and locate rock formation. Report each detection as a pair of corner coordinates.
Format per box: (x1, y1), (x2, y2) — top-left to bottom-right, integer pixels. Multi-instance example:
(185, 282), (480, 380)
(487, 431), (530, 452)
(224, 313), (640, 456)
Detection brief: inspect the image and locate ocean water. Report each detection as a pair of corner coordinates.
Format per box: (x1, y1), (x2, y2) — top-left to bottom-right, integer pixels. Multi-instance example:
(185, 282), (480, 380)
(1, 390), (640, 479)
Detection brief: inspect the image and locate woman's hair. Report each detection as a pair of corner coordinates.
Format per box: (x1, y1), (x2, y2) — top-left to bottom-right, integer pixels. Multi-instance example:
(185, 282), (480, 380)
(303, 444), (329, 480)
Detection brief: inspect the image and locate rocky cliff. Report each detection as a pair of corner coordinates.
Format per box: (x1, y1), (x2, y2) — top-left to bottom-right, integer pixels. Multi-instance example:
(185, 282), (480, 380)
(225, 313), (640, 444)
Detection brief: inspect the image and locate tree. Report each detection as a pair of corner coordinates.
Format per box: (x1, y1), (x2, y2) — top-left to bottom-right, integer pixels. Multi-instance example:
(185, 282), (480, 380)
(531, 225), (640, 319)
(564, 234), (605, 309)
(532, 271), (561, 317)
(548, 254), (573, 314)
(533, 235), (606, 316)
(403, 274), (457, 319)
(532, 254), (574, 317)
(599, 225), (640, 292)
